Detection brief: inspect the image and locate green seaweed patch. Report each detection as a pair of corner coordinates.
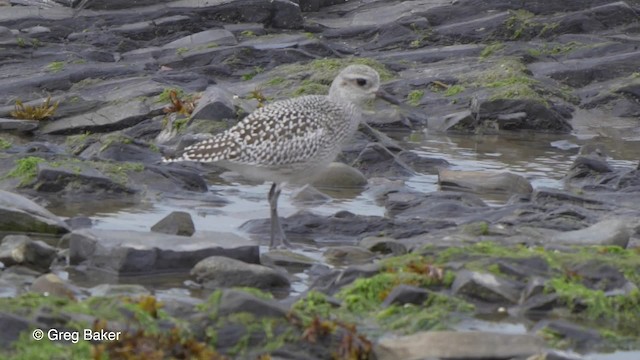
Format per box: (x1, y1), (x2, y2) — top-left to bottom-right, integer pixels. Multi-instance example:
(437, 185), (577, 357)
(4, 156), (46, 186)
(197, 292), (297, 356)
(376, 293), (474, 334)
(0, 137), (12, 150)
(291, 291), (335, 325)
(46, 61), (65, 73)
(444, 84), (465, 97)
(407, 90), (424, 106)
(232, 287), (274, 301)
(8, 331), (93, 360)
(546, 278), (640, 322)
(463, 58), (548, 104)
(420, 242), (640, 340)
(480, 42), (505, 59)
(335, 255), (457, 315)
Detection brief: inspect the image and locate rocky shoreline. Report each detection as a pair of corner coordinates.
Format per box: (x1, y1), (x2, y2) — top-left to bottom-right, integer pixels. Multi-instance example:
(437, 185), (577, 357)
(1, 0), (640, 359)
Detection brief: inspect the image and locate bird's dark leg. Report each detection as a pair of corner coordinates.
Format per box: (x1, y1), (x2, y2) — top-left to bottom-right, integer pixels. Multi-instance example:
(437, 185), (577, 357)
(268, 182), (291, 249)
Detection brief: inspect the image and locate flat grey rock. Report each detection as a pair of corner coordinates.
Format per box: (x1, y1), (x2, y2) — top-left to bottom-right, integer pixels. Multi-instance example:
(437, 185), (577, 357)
(68, 229), (258, 275)
(151, 211), (195, 236)
(0, 190), (70, 235)
(163, 28), (237, 48)
(191, 255), (290, 290)
(452, 270), (524, 304)
(0, 118), (39, 132)
(551, 218), (632, 248)
(375, 331), (545, 360)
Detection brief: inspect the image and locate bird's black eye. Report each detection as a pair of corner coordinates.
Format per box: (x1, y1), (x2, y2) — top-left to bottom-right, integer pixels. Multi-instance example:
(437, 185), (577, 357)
(356, 78), (367, 86)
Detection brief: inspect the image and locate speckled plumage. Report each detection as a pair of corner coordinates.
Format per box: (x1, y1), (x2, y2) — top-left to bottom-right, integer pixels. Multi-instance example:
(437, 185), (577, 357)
(164, 64), (384, 248)
(172, 95), (358, 183)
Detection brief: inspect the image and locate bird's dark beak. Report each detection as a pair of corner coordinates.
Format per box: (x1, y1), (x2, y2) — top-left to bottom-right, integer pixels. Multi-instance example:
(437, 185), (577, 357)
(375, 88), (401, 105)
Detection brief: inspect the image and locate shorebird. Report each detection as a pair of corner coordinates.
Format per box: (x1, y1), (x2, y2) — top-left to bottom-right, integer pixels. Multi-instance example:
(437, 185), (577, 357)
(164, 64), (397, 248)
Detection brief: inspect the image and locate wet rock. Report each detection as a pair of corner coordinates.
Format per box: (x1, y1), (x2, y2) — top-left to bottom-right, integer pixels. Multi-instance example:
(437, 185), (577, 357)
(163, 29), (237, 49)
(260, 249), (317, 271)
(151, 211), (195, 237)
(68, 229), (258, 275)
(310, 263), (380, 295)
(571, 260), (629, 293)
(0, 118), (39, 132)
(385, 190), (488, 221)
(375, 331), (545, 360)
(242, 210), (395, 243)
(290, 185), (332, 205)
(439, 169), (533, 196)
(495, 257), (550, 280)
(452, 270), (524, 304)
(0, 234), (57, 272)
(323, 245), (375, 266)
(397, 151), (449, 175)
(29, 273), (76, 299)
(469, 98), (572, 133)
(564, 151), (615, 189)
(89, 284), (150, 297)
(358, 236), (407, 256)
(352, 143), (415, 178)
(136, 164), (210, 193)
(521, 276), (547, 301)
(551, 218), (631, 248)
(40, 97), (164, 135)
(0, 312), (33, 347)
(0, 190), (70, 235)
(216, 288), (288, 318)
(191, 256), (290, 290)
(64, 216), (93, 230)
(312, 162), (367, 189)
(29, 162), (138, 196)
(512, 293), (558, 317)
(381, 284), (432, 308)
(533, 320), (602, 352)
(529, 48), (640, 88)
(190, 85), (236, 121)
(81, 136), (162, 163)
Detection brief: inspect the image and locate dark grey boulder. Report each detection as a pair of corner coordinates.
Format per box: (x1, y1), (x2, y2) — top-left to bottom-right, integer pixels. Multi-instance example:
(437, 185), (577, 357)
(381, 284), (432, 308)
(533, 320), (602, 352)
(190, 85), (236, 121)
(216, 288), (289, 318)
(0, 190), (70, 235)
(29, 162), (138, 196)
(359, 236), (408, 256)
(68, 229), (258, 275)
(191, 256), (290, 290)
(163, 29), (237, 49)
(0, 118), (39, 132)
(323, 245), (375, 266)
(151, 211), (195, 236)
(0, 312), (33, 348)
(0, 234), (57, 272)
(40, 97), (164, 135)
(260, 249), (316, 270)
(452, 270), (524, 304)
(352, 143), (415, 178)
(467, 98), (572, 133)
(310, 263), (380, 295)
(438, 169), (533, 196)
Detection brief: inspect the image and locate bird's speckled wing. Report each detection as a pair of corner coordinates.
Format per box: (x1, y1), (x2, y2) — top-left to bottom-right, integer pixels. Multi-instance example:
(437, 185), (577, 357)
(174, 95), (346, 167)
